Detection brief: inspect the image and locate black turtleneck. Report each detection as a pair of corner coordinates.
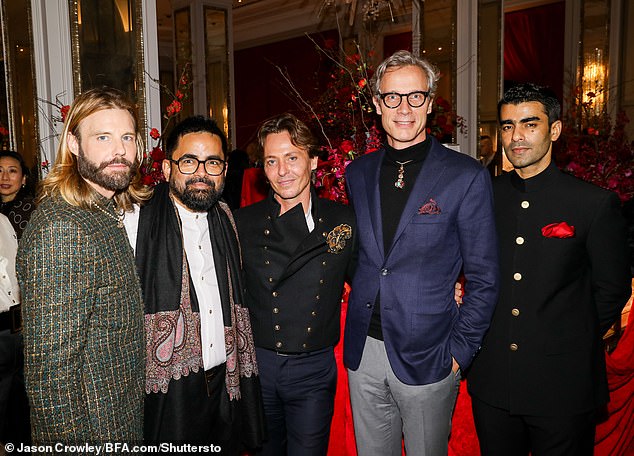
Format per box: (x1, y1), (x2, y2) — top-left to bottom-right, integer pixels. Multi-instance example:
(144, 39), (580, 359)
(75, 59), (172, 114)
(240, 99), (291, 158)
(380, 139), (431, 253)
(368, 138), (431, 340)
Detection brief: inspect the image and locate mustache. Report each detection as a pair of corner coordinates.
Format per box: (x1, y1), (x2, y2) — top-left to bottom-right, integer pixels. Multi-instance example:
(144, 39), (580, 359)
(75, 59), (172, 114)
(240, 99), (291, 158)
(185, 176), (214, 187)
(97, 157), (134, 171)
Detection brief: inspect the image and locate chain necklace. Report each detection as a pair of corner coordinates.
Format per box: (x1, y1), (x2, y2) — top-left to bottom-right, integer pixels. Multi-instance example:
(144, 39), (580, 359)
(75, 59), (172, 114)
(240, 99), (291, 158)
(92, 201), (124, 228)
(394, 160), (414, 189)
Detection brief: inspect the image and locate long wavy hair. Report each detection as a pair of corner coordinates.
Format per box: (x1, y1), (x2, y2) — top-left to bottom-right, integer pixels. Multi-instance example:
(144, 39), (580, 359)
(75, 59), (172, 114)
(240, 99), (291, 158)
(38, 87), (152, 211)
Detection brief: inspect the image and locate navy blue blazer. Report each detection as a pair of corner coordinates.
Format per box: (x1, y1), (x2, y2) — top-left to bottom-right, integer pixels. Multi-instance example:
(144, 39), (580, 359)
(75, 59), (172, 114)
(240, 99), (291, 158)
(343, 137), (500, 385)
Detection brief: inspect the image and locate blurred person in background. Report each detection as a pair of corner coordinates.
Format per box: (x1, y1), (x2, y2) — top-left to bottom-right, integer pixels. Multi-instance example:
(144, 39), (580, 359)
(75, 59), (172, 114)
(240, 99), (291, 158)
(0, 213), (29, 446)
(0, 151), (35, 239)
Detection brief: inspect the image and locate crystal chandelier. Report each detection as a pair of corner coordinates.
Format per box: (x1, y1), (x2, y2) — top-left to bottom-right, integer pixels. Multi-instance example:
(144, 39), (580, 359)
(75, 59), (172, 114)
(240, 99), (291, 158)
(320, 0), (397, 26)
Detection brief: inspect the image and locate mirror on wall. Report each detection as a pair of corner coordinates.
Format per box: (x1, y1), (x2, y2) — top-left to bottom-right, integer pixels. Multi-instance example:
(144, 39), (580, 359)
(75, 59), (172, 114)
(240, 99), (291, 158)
(478, 0), (502, 175)
(70, 0), (146, 130)
(422, 0), (456, 144)
(204, 6), (229, 142)
(0, 1), (38, 175)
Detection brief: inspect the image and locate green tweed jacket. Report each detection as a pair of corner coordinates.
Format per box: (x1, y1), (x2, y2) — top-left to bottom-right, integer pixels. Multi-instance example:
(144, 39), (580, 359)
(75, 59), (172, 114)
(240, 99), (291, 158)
(17, 195), (145, 445)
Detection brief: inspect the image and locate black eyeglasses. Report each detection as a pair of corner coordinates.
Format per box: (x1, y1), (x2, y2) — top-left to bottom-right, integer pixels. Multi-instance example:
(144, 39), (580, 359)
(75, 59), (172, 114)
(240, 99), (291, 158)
(170, 157), (226, 176)
(378, 91), (430, 109)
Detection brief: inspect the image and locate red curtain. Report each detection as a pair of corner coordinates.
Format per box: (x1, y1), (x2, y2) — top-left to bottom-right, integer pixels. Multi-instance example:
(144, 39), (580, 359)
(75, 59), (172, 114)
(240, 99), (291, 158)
(504, 2), (565, 100)
(233, 31), (338, 149)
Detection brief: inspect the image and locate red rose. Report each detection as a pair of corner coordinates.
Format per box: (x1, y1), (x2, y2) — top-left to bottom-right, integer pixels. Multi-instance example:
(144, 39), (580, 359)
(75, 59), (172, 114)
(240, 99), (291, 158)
(150, 128), (160, 140)
(339, 140), (354, 154)
(60, 105), (71, 122)
(175, 90), (184, 100)
(167, 100), (182, 116)
(150, 146), (165, 161)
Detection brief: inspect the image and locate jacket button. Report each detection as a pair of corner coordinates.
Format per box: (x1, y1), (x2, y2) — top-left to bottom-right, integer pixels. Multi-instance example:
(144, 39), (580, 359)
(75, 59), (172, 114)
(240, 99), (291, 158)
(323, 232), (328, 238)
(272, 291), (278, 297)
(264, 229), (270, 235)
(268, 277), (273, 283)
(265, 260), (270, 265)
(521, 201), (530, 209)
(311, 311), (317, 317)
(513, 272), (522, 281)
(274, 325), (280, 331)
(319, 279), (324, 284)
(511, 308), (520, 317)
(510, 343), (518, 351)
(273, 307), (279, 314)
(381, 268), (389, 276)
(302, 343), (308, 349)
(516, 236), (524, 245)
(315, 295), (320, 300)
(366, 302), (372, 308)
(318, 218), (323, 223)
(307, 327), (312, 333)
(322, 261), (327, 266)
(275, 341), (282, 348)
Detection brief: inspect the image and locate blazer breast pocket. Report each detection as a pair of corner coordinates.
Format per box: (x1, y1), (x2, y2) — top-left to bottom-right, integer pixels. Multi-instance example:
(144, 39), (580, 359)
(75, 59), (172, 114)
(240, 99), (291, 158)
(408, 215), (450, 247)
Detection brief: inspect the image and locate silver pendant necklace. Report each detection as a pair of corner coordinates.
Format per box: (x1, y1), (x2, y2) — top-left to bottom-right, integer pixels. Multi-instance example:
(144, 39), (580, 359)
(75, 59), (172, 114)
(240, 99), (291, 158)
(394, 160), (414, 189)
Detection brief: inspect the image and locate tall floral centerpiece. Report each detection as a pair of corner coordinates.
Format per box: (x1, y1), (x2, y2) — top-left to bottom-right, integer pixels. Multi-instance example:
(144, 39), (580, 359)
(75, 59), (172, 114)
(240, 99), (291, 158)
(141, 64), (192, 186)
(556, 88), (634, 203)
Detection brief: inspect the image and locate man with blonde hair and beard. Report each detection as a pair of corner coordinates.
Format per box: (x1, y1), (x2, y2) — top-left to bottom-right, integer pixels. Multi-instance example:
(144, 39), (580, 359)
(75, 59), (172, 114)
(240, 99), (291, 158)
(17, 87), (151, 445)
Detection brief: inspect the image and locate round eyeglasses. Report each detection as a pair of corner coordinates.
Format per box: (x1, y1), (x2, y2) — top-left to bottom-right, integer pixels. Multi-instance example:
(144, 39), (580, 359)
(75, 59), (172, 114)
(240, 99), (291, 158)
(378, 91), (430, 109)
(170, 157), (226, 176)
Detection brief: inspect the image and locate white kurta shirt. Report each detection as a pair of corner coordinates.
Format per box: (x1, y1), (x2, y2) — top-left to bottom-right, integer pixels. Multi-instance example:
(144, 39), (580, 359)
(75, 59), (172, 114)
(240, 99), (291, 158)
(124, 202), (226, 370)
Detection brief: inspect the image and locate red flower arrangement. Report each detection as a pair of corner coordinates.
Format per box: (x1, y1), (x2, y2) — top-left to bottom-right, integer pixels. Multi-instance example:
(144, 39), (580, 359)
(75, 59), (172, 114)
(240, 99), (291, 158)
(556, 88), (634, 202)
(291, 44), (465, 204)
(141, 63), (192, 186)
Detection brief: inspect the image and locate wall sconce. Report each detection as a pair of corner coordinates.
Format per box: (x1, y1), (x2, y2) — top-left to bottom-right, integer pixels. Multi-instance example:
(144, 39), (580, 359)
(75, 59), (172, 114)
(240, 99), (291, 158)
(582, 48), (606, 115)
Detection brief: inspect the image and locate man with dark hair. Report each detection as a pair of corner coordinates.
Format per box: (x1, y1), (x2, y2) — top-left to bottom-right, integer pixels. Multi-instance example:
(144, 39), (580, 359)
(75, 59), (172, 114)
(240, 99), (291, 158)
(234, 113), (356, 455)
(467, 83), (631, 455)
(124, 115), (264, 451)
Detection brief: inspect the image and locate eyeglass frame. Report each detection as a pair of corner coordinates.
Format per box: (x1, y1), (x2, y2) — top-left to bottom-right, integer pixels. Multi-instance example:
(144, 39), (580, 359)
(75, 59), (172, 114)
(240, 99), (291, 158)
(377, 90), (431, 109)
(169, 156), (226, 176)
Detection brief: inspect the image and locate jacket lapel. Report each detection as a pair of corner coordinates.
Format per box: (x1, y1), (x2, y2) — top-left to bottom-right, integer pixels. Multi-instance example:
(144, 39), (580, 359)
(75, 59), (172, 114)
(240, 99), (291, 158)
(366, 149), (386, 259)
(386, 141), (446, 259)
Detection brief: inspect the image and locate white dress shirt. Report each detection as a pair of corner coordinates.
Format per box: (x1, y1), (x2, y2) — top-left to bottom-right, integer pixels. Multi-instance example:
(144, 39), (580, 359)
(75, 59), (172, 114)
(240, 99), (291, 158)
(124, 203), (226, 370)
(0, 214), (19, 313)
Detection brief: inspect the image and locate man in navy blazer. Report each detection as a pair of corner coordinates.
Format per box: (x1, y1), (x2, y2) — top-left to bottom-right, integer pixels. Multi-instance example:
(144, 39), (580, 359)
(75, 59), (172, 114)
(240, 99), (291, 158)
(344, 50), (499, 455)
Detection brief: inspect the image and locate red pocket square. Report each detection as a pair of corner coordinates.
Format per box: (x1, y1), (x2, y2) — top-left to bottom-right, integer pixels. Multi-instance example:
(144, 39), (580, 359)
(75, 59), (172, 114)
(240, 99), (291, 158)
(418, 199), (441, 215)
(541, 222), (575, 238)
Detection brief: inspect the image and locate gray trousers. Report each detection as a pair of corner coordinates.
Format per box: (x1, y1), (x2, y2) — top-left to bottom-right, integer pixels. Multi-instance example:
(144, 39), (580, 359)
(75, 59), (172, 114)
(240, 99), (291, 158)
(348, 336), (460, 456)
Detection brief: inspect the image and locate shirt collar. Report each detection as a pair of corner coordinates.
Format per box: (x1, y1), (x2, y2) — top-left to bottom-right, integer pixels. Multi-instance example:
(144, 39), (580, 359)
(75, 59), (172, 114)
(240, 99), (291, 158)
(510, 161), (559, 193)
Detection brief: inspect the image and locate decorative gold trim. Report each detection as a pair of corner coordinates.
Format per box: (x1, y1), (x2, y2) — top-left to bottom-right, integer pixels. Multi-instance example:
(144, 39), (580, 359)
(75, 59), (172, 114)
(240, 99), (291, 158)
(0, 0), (16, 149)
(68, 0), (81, 96)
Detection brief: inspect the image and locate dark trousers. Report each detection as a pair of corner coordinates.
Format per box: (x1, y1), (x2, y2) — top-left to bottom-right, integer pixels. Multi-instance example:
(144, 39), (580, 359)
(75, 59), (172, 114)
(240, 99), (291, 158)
(145, 362), (238, 454)
(0, 331), (30, 444)
(256, 347), (337, 456)
(471, 395), (596, 456)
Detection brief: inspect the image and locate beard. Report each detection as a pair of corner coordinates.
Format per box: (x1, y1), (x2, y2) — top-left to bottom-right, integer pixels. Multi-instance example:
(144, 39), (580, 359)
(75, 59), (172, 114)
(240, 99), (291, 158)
(77, 145), (137, 192)
(169, 175), (225, 212)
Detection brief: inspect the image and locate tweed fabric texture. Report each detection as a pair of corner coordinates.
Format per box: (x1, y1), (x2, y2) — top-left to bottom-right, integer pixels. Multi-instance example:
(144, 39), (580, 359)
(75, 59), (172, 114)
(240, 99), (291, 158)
(17, 195), (145, 446)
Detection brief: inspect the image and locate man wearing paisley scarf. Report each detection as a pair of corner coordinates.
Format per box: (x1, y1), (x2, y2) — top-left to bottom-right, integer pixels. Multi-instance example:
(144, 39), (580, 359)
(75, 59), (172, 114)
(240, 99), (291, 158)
(124, 116), (265, 452)
(235, 113), (356, 456)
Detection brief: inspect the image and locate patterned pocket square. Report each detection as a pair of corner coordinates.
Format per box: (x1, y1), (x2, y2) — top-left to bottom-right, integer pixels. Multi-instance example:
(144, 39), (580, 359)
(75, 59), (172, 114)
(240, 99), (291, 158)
(327, 224), (352, 254)
(541, 222), (575, 238)
(418, 199), (441, 215)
